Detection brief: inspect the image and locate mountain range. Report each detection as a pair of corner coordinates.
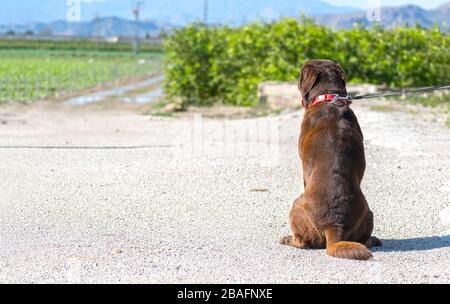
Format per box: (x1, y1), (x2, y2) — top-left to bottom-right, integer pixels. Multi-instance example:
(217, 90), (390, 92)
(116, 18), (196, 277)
(0, 17), (169, 38)
(0, 1), (448, 37)
(0, 0), (358, 26)
(315, 2), (450, 29)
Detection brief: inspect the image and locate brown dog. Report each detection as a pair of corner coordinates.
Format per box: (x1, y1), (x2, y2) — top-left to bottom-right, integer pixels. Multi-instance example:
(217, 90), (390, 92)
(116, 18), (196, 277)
(280, 59), (381, 260)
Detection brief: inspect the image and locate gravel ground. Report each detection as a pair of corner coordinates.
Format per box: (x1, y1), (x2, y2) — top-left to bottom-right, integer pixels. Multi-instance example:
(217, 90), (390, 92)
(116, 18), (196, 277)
(0, 102), (449, 284)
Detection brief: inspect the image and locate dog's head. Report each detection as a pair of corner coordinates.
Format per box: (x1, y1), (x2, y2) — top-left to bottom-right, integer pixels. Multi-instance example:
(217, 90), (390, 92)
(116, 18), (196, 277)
(298, 59), (347, 107)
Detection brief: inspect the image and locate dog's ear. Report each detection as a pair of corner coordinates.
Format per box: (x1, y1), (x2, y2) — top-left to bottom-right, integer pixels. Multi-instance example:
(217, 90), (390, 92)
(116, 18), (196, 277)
(335, 63), (346, 86)
(298, 64), (320, 101)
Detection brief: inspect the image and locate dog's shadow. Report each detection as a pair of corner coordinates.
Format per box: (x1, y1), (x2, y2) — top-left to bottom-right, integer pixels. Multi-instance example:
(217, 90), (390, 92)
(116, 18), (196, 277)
(374, 234), (450, 252)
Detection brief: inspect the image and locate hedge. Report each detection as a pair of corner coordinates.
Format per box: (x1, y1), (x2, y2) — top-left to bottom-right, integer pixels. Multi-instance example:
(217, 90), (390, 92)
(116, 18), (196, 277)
(164, 18), (450, 106)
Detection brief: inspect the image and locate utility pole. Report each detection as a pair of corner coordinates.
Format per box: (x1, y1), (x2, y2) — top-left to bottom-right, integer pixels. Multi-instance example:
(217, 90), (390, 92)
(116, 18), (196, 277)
(133, 1), (143, 55)
(203, 0), (208, 25)
(94, 12), (100, 50)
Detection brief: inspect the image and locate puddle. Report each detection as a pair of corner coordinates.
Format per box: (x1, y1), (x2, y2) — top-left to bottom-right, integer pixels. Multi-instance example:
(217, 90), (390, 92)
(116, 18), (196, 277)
(123, 87), (164, 104)
(65, 75), (164, 105)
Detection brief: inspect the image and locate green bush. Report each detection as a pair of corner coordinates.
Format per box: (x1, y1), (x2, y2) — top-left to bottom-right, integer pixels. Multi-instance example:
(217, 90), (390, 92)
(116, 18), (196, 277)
(164, 18), (450, 107)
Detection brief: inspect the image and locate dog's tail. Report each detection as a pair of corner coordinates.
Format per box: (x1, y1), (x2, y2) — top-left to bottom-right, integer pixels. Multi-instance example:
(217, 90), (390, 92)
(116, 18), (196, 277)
(325, 228), (373, 261)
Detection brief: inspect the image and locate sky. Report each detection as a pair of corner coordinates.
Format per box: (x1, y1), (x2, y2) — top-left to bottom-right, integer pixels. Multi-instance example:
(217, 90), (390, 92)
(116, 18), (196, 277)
(323, 0), (448, 9)
(0, 0), (448, 26)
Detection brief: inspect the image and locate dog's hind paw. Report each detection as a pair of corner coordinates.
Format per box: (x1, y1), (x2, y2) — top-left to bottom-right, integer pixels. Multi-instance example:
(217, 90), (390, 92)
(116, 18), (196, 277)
(366, 236), (383, 248)
(279, 235), (309, 249)
(279, 236), (292, 246)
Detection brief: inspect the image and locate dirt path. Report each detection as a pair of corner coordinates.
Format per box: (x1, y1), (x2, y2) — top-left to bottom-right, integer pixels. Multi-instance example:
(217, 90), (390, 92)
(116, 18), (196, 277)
(65, 74), (164, 106)
(0, 101), (449, 283)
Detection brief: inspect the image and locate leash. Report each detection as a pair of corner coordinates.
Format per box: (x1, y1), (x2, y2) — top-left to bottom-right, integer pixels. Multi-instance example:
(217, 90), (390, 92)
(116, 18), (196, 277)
(304, 84), (450, 109)
(350, 84), (450, 101)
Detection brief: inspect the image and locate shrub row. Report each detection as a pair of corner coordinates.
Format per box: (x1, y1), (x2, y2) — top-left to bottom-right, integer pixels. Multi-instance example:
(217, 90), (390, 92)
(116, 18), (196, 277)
(164, 18), (450, 106)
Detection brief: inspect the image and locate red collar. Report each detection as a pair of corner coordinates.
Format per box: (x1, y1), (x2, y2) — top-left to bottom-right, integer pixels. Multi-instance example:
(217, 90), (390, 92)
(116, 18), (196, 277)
(302, 94), (352, 109)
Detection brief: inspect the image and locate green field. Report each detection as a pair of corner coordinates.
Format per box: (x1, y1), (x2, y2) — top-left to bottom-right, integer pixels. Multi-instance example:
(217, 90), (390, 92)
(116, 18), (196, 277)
(0, 38), (163, 53)
(0, 41), (163, 103)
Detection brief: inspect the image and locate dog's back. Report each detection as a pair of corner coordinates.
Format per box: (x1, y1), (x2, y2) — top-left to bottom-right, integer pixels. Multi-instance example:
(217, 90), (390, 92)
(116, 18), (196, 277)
(301, 98), (371, 259)
(281, 59), (381, 260)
